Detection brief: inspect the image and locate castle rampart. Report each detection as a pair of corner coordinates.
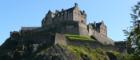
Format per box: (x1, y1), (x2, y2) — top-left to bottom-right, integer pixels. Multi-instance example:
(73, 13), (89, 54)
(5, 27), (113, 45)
(88, 27), (114, 45)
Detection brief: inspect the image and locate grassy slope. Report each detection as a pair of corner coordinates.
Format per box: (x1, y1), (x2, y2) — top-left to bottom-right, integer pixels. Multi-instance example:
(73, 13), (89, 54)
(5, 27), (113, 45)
(30, 34), (133, 60)
(35, 33), (139, 60)
(66, 45), (109, 60)
(65, 34), (95, 42)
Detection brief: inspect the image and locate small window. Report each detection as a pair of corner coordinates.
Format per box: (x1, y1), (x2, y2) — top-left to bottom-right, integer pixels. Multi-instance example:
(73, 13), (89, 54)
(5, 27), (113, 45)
(81, 20), (84, 23)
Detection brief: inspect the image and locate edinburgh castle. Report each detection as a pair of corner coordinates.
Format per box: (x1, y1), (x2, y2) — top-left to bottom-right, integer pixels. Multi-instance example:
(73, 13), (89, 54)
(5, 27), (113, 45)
(0, 3), (127, 60)
(11, 3), (114, 46)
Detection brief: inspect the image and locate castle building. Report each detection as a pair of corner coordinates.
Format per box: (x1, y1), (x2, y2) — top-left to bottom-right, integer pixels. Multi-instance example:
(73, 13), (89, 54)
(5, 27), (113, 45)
(10, 3), (114, 46)
(0, 3), (129, 55)
(42, 3), (87, 27)
(41, 3), (108, 37)
(41, 3), (88, 35)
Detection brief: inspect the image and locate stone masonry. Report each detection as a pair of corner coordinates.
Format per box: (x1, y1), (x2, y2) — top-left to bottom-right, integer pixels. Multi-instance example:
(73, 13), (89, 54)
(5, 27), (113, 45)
(9, 3), (114, 46)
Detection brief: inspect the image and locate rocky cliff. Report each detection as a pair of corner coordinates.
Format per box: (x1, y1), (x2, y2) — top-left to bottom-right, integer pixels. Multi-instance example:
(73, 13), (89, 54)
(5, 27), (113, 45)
(0, 38), (127, 60)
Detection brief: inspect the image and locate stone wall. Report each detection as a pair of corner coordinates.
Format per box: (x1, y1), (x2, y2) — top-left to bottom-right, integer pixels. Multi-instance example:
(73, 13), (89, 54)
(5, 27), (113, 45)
(73, 7), (86, 24)
(53, 21), (79, 35)
(17, 30), (55, 46)
(99, 23), (107, 36)
(63, 21), (79, 34)
(88, 27), (114, 45)
(53, 33), (116, 51)
(55, 33), (67, 45)
(67, 39), (116, 51)
(67, 40), (102, 48)
(78, 23), (88, 35)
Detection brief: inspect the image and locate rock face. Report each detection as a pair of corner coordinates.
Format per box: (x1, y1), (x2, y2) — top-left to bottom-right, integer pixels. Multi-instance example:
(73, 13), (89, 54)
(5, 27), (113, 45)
(0, 44), (82, 60)
(0, 44), (117, 60)
(34, 44), (76, 60)
(0, 33), (125, 60)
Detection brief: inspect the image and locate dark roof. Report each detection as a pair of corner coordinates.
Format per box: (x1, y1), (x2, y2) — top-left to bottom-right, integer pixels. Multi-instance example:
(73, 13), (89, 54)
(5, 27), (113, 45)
(66, 7), (75, 12)
(96, 22), (103, 29)
(54, 6), (76, 17)
(96, 21), (106, 28)
(96, 22), (102, 28)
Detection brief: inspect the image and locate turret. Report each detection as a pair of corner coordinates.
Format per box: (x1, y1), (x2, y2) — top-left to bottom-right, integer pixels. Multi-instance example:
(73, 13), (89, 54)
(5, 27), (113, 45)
(95, 21), (107, 36)
(42, 10), (55, 27)
(72, 3), (87, 24)
(74, 3), (78, 7)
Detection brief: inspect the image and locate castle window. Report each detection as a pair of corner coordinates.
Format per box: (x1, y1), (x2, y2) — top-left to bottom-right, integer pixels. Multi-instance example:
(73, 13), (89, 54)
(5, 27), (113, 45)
(81, 20), (84, 23)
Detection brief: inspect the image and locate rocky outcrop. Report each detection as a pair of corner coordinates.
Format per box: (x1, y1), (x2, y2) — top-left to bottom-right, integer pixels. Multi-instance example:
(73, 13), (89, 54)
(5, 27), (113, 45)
(0, 44), (92, 60)
(0, 42), (126, 60)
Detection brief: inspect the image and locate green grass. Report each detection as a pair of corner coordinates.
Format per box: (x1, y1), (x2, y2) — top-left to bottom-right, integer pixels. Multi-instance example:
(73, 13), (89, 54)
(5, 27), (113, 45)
(35, 44), (129, 60)
(65, 34), (94, 41)
(66, 45), (90, 60)
(66, 45), (108, 60)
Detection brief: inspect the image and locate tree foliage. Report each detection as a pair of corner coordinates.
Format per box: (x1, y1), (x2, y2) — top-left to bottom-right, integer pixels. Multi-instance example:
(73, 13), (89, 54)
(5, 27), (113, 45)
(125, 2), (140, 58)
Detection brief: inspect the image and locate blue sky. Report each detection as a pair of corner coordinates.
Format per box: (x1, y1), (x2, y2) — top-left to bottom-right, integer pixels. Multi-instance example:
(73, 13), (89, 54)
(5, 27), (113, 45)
(0, 0), (139, 45)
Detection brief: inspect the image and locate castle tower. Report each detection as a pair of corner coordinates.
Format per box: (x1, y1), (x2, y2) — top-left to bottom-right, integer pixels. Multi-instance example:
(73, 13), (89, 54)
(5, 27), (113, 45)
(96, 21), (107, 36)
(72, 3), (87, 24)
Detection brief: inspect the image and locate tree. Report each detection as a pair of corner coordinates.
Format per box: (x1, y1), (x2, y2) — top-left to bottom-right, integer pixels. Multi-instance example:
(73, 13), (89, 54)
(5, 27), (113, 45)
(125, 2), (140, 58)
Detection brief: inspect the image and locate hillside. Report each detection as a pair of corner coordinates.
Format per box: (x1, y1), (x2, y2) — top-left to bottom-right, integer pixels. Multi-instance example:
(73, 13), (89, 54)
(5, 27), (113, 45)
(0, 43), (128, 60)
(0, 34), (128, 60)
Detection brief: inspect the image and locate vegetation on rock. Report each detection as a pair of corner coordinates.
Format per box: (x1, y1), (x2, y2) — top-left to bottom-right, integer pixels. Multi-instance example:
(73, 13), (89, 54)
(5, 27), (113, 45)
(65, 34), (94, 41)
